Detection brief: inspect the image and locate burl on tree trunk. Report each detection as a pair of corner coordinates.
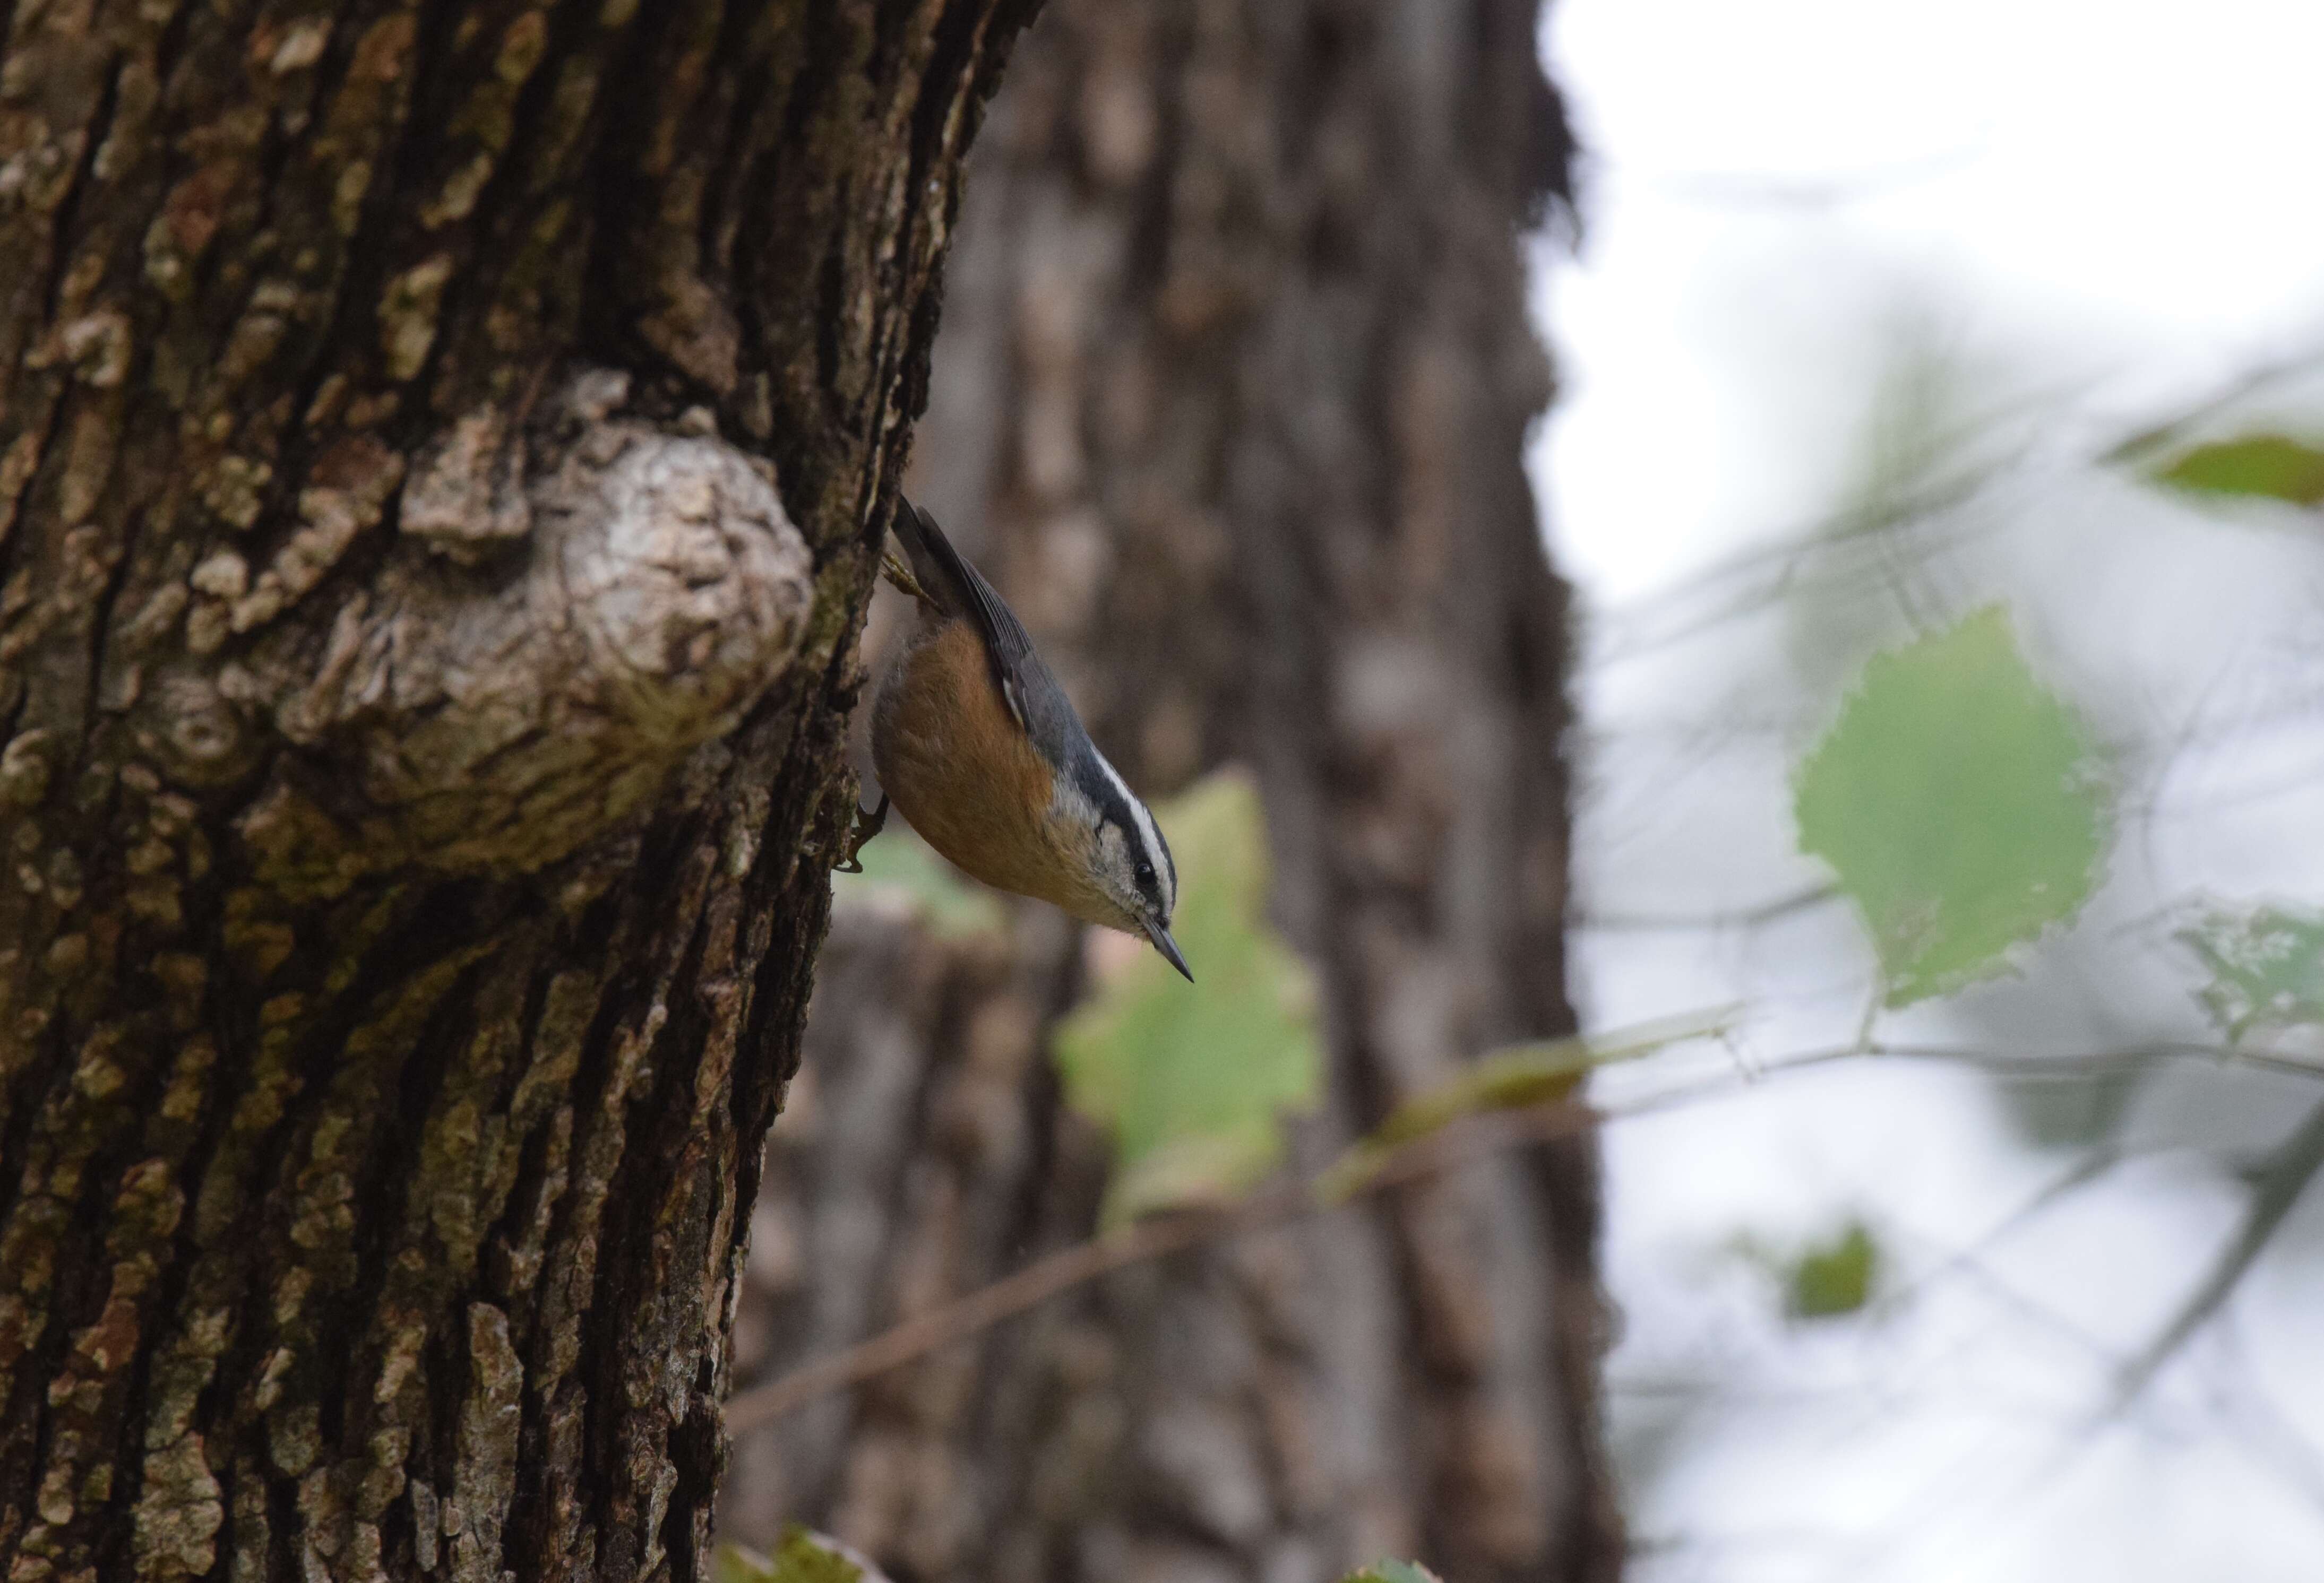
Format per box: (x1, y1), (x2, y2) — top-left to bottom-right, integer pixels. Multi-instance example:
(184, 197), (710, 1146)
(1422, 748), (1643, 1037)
(0, 3), (1037, 1580)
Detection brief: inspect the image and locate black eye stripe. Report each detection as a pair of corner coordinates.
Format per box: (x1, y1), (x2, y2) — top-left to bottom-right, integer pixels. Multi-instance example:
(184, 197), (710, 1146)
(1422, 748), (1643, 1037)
(1072, 755), (1172, 912)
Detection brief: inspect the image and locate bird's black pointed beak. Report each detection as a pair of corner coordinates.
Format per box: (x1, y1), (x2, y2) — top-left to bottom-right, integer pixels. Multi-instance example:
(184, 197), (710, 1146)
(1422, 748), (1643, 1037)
(1143, 918), (1193, 982)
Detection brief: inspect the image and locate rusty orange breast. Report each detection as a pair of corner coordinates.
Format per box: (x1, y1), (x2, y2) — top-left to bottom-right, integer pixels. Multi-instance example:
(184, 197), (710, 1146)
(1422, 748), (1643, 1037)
(871, 617), (1110, 922)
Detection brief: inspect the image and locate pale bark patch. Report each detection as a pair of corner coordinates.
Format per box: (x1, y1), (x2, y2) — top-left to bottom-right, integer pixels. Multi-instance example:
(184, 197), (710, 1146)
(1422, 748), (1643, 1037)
(187, 380), (817, 889)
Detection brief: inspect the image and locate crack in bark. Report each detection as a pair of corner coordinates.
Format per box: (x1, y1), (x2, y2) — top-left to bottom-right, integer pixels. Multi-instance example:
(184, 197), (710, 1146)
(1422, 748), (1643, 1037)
(32, 45), (124, 332)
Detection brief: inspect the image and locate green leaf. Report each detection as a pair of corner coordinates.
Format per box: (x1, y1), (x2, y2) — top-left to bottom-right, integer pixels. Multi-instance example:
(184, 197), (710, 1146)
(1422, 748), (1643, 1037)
(1785, 1221), (1880, 1320)
(2179, 904), (2324, 1040)
(1342, 1563), (1443, 1583)
(2150, 434), (2324, 507)
(715, 1546), (779, 1583)
(1053, 769), (1323, 1225)
(1793, 608), (2109, 1007)
(714, 1529), (875, 1583)
(831, 825), (1007, 939)
(1312, 1007), (1740, 1204)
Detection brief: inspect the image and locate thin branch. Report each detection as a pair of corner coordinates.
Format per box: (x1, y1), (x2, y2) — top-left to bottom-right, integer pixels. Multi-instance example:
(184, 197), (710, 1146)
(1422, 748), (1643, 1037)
(2097, 343), (2324, 467)
(724, 1035), (2324, 1435)
(2201, 1335), (2324, 1514)
(1593, 342), (2324, 667)
(1590, 473), (2000, 663)
(724, 1101), (1606, 1434)
(1877, 1144), (2129, 1316)
(2114, 1094), (2324, 1399)
(722, 1205), (1251, 1433)
(1578, 883), (1840, 932)
(1778, 1039), (2324, 1087)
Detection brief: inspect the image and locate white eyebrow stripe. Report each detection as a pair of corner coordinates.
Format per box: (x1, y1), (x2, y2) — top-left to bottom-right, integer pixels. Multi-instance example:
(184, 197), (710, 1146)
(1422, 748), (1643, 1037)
(1149, 810), (1174, 914)
(1091, 751), (1170, 915)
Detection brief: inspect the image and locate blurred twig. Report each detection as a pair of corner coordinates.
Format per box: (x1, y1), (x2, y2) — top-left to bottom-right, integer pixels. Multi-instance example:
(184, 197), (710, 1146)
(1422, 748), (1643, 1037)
(1877, 1144), (2128, 1317)
(725, 1030), (2324, 1434)
(2113, 1094), (2324, 1400)
(724, 1097), (1603, 1434)
(2098, 344), (2324, 468)
(728, 1010), (1732, 1432)
(1591, 469), (1999, 663)
(1773, 1039), (2324, 1088)
(724, 1199), (1254, 1433)
(1578, 883), (1839, 932)
(1594, 340), (2324, 669)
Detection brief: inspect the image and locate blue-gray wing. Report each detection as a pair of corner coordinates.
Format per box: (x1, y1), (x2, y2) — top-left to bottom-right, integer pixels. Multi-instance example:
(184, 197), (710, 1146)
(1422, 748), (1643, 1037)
(892, 500), (1050, 734)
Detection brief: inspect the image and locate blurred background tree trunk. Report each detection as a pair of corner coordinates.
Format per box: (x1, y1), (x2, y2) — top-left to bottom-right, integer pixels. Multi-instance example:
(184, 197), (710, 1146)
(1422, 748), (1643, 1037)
(719, 4), (1618, 1581)
(0, 3), (1034, 1579)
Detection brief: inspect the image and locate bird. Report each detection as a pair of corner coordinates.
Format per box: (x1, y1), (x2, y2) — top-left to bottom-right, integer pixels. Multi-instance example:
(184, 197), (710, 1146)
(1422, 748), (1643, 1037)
(860, 499), (1191, 981)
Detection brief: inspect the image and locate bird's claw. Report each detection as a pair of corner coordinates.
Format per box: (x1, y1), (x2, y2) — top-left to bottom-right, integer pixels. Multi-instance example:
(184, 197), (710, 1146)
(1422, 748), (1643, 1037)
(834, 793), (889, 873)
(879, 549), (937, 608)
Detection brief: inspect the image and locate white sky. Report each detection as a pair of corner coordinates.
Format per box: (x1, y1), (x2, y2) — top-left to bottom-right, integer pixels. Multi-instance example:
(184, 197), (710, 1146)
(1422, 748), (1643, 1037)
(1542, 0), (2324, 602)
(1530, 2), (2324, 1578)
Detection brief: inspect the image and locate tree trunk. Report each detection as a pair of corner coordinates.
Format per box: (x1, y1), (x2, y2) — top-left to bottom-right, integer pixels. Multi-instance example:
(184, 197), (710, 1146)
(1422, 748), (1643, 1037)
(721, 3), (1619, 1580)
(0, 3), (1036, 1579)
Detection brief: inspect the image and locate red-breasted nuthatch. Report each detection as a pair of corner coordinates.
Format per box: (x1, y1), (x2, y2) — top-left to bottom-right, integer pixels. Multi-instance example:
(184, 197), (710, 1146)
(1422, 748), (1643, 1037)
(867, 500), (1191, 981)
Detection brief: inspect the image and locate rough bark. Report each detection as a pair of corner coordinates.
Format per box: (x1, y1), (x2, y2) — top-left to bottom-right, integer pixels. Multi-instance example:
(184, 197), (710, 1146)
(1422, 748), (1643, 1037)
(0, 2), (1037, 1580)
(721, 3), (1617, 1581)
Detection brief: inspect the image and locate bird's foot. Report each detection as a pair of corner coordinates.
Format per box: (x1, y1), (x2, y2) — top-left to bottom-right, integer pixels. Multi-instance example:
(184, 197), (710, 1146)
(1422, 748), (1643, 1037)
(834, 793), (889, 873)
(879, 550), (937, 607)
